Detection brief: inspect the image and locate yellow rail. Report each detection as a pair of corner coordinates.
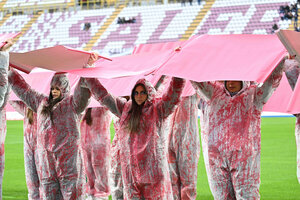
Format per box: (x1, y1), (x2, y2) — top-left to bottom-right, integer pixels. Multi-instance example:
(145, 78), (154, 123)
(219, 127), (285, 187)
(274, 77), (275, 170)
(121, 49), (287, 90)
(0, 13), (11, 28)
(13, 11), (44, 43)
(180, 0), (215, 40)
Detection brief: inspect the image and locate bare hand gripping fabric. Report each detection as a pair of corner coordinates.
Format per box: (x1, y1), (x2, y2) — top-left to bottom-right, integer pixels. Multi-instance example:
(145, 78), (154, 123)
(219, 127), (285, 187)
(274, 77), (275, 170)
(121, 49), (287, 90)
(80, 107), (113, 199)
(284, 58), (300, 184)
(9, 69), (91, 199)
(85, 77), (185, 200)
(9, 100), (40, 200)
(191, 59), (285, 199)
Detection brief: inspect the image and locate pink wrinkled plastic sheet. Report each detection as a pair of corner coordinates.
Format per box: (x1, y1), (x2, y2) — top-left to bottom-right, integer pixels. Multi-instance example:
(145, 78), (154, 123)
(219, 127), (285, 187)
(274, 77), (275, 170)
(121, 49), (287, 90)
(133, 40), (195, 96)
(67, 35), (286, 98)
(66, 50), (174, 78)
(9, 45), (106, 73)
(263, 74), (293, 113)
(155, 34), (287, 83)
(7, 35), (288, 109)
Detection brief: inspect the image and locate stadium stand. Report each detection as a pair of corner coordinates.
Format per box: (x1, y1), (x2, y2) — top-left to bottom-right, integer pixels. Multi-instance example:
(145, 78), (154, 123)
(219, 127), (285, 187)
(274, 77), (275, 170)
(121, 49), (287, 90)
(1, 0), (74, 9)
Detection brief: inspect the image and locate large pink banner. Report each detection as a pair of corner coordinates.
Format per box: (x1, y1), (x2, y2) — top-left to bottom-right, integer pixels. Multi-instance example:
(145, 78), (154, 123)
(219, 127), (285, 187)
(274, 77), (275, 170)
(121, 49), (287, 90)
(7, 34), (289, 110)
(132, 40), (196, 96)
(155, 34), (287, 83)
(9, 45), (99, 73)
(67, 50), (173, 78)
(67, 34), (287, 84)
(133, 40), (187, 54)
(263, 74), (293, 113)
(10, 35), (287, 84)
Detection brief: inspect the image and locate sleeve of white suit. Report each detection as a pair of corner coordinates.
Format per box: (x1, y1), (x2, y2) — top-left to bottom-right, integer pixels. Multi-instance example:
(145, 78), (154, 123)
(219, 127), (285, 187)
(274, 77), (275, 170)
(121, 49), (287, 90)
(0, 51), (9, 108)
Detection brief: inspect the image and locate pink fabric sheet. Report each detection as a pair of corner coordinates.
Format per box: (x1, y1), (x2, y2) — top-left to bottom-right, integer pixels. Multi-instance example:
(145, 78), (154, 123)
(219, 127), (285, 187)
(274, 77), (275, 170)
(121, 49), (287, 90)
(132, 40), (187, 54)
(155, 34), (287, 83)
(67, 35), (286, 99)
(7, 34), (289, 110)
(133, 40), (196, 96)
(263, 74), (293, 113)
(9, 45), (105, 73)
(66, 50), (174, 79)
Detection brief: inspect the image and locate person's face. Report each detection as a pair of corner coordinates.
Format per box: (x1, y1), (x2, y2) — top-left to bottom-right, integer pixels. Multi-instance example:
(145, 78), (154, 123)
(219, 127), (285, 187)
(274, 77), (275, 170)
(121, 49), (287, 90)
(134, 85), (147, 105)
(225, 81), (242, 93)
(51, 86), (61, 100)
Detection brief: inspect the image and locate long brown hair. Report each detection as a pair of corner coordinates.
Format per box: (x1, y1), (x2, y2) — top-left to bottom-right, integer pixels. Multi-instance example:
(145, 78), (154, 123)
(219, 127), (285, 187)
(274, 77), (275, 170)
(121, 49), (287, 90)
(83, 108), (93, 126)
(26, 108), (34, 125)
(127, 83), (147, 133)
(41, 92), (62, 121)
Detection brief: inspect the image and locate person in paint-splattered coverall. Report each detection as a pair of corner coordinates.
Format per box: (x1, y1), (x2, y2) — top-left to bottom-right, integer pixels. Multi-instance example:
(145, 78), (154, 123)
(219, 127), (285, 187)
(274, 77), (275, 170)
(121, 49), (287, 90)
(110, 120), (123, 199)
(110, 98), (128, 200)
(0, 40), (13, 199)
(85, 77), (185, 200)
(0, 89), (9, 199)
(192, 58), (286, 199)
(9, 100), (40, 199)
(80, 107), (112, 199)
(284, 58), (300, 184)
(155, 76), (200, 200)
(8, 54), (96, 199)
(167, 93), (200, 200)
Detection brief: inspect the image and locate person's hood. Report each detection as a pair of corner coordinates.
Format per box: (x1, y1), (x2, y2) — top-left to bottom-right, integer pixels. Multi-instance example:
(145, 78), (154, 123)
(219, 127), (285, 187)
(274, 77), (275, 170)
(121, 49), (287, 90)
(50, 73), (70, 99)
(224, 81), (251, 96)
(132, 78), (157, 105)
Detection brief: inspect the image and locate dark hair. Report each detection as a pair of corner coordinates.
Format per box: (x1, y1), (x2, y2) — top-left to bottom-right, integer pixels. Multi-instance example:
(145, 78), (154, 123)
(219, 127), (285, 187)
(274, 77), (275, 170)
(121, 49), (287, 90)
(83, 108), (93, 126)
(127, 83), (147, 133)
(41, 92), (62, 121)
(26, 108), (34, 125)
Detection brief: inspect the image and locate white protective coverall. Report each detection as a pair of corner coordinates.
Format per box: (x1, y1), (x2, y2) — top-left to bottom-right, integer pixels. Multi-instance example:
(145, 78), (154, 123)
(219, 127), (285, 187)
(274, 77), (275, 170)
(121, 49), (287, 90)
(9, 69), (91, 199)
(156, 76), (201, 200)
(0, 50), (9, 199)
(110, 115), (125, 200)
(85, 77), (185, 200)
(191, 60), (285, 199)
(284, 58), (300, 183)
(9, 100), (40, 199)
(167, 94), (200, 200)
(80, 107), (112, 199)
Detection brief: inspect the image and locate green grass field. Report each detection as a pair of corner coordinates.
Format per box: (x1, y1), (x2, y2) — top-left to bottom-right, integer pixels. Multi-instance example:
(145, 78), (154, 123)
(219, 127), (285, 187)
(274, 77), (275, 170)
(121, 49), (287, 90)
(2, 118), (300, 199)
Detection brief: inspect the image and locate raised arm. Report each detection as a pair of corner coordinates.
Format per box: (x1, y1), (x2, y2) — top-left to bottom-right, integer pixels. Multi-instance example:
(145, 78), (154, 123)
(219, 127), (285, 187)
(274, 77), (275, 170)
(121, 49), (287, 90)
(8, 69), (45, 113)
(255, 58), (285, 105)
(72, 78), (91, 114)
(155, 75), (167, 90)
(157, 77), (185, 119)
(85, 78), (127, 118)
(0, 85), (10, 111)
(191, 81), (218, 102)
(0, 51), (9, 108)
(9, 100), (26, 116)
(284, 59), (300, 90)
(0, 39), (14, 108)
